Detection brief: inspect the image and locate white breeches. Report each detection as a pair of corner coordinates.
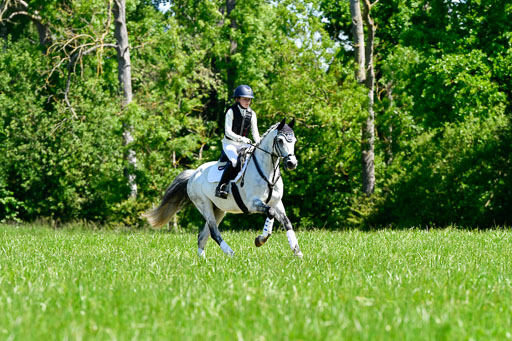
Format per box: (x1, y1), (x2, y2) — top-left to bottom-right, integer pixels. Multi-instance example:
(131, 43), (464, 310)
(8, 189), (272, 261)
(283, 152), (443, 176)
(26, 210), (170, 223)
(222, 141), (246, 167)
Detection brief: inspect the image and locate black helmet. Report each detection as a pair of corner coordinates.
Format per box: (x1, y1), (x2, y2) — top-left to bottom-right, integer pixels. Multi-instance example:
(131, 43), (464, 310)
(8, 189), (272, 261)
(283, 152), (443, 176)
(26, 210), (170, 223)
(233, 85), (254, 99)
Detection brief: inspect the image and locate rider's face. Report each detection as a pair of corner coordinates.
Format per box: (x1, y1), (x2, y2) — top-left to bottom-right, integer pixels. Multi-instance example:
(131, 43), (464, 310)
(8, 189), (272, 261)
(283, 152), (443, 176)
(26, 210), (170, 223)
(238, 97), (252, 109)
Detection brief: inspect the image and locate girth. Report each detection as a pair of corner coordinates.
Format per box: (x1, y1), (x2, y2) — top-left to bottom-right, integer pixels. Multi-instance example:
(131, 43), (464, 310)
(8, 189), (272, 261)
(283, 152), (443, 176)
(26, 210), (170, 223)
(231, 182), (249, 214)
(251, 154), (280, 204)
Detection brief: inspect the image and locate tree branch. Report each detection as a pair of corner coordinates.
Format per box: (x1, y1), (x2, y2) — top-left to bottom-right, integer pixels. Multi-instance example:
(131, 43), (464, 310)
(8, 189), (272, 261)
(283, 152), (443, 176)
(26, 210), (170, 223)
(1, 0), (41, 23)
(64, 43), (117, 119)
(0, 0), (52, 47)
(363, 0), (379, 9)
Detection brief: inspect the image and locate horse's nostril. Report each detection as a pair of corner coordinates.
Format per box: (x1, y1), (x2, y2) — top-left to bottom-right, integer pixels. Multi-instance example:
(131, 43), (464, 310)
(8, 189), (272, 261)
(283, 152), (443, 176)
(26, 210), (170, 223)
(286, 161), (296, 169)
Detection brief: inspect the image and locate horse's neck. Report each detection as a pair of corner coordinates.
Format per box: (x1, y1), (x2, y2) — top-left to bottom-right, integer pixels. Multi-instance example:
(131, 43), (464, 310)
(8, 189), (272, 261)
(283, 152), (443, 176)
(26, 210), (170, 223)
(254, 134), (279, 176)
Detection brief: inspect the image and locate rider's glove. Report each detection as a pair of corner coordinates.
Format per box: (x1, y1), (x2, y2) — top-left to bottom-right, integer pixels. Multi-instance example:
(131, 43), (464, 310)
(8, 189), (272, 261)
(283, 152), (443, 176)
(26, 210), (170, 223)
(241, 137), (251, 144)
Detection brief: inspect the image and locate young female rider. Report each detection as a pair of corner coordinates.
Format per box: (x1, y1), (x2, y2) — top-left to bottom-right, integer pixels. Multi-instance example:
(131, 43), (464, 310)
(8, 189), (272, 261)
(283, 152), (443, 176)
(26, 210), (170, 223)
(215, 84), (261, 198)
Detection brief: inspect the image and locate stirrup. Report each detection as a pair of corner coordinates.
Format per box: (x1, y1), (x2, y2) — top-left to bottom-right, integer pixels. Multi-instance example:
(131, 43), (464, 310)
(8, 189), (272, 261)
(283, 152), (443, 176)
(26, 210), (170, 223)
(215, 183), (228, 199)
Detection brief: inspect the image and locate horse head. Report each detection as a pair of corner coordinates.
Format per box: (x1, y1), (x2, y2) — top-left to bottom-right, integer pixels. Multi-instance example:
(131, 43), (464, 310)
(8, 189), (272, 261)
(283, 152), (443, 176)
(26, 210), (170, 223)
(275, 118), (297, 170)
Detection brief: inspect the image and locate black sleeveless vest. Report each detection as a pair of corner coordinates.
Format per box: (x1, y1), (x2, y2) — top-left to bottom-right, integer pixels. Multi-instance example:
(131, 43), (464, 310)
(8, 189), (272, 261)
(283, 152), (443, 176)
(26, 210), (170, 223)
(229, 104), (252, 138)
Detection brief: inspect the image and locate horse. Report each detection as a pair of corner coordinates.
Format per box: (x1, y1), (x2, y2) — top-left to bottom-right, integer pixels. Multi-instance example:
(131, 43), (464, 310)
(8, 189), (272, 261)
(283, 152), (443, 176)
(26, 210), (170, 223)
(142, 118), (302, 258)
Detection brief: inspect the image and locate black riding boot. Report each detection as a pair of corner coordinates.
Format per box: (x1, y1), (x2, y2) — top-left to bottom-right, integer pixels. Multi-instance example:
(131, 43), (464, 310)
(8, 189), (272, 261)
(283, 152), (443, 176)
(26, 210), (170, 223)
(215, 162), (235, 199)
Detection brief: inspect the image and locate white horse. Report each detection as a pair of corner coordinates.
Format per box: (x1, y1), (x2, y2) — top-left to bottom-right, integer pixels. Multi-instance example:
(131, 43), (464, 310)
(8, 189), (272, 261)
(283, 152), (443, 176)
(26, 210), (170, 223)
(143, 118), (302, 258)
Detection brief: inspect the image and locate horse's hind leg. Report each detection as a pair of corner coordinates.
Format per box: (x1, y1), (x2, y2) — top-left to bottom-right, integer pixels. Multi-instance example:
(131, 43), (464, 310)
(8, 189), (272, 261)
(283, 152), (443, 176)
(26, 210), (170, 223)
(198, 208), (226, 258)
(197, 224), (210, 258)
(195, 199), (234, 256)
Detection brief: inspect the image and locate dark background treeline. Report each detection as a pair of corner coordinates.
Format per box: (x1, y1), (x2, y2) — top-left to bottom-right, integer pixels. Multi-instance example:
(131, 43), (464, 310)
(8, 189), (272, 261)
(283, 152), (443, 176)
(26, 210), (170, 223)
(1, 0), (510, 228)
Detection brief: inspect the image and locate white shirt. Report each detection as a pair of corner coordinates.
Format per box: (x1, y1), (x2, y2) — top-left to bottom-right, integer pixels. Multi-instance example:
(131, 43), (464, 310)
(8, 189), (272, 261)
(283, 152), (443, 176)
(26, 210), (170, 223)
(222, 106), (261, 146)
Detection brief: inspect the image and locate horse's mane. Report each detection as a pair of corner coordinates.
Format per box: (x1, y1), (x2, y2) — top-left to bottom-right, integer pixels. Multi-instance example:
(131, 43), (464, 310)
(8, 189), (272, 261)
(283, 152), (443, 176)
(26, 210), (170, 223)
(256, 122), (280, 147)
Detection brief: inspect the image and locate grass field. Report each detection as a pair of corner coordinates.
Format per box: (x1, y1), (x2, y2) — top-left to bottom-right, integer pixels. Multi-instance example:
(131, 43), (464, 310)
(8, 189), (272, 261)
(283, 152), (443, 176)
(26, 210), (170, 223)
(1, 224), (512, 340)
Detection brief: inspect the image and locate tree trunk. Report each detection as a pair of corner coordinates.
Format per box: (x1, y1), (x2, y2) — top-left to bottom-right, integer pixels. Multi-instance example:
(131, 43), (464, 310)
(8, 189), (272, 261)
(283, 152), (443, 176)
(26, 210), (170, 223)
(113, 0), (137, 198)
(225, 0), (237, 91)
(361, 0), (376, 195)
(385, 81), (394, 166)
(350, 0), (376, 195)
(34, 19), (51, 48)
(226, 0), (237, 54)
(349, 0), (365, 83)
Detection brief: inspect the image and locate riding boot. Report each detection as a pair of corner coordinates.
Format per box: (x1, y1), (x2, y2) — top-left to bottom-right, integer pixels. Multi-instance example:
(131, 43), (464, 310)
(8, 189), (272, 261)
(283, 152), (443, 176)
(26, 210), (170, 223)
(215, 162), (234, 199)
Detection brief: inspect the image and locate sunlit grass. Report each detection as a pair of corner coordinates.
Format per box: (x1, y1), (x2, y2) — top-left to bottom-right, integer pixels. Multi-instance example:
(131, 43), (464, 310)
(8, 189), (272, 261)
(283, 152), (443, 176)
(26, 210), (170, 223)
(1, 225), (512, 340)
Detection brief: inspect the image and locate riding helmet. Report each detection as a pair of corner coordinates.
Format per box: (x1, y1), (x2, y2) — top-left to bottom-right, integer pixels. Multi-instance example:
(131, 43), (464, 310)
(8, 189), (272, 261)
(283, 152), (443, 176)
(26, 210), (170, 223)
(233, 85), (254, 99)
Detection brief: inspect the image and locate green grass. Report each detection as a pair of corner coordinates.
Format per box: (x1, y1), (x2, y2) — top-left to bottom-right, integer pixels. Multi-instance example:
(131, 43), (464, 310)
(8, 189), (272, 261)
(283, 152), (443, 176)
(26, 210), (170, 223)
(1, 225), (512, 340)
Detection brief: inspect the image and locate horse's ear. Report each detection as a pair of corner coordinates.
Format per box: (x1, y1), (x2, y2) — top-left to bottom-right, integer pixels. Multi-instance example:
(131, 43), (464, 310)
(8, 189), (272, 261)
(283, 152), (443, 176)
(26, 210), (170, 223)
(289, 118), (295, 129)
(277, 119), (286, 130)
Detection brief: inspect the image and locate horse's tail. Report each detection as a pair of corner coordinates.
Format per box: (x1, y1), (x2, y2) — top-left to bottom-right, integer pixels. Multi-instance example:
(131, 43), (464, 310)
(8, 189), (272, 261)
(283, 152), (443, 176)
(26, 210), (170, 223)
(142, 169), (195, 228)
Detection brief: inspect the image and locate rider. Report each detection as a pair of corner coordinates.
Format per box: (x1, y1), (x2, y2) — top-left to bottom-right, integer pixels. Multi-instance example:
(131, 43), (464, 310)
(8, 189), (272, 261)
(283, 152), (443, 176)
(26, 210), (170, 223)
(215, 84), (261, 199)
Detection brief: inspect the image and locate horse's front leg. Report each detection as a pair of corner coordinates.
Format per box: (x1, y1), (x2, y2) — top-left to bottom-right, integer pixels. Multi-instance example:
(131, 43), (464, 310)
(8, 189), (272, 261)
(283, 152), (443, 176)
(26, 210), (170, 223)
(253, 199), (276, 247)
(275, 201), (303, 258)
(254, 200), (303, 258)
(255, 217), (274, 247)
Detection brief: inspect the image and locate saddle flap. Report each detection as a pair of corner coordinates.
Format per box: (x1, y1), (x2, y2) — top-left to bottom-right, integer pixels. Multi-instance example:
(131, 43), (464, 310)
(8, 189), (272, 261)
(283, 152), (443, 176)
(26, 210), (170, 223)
(208, 147), (254, 184)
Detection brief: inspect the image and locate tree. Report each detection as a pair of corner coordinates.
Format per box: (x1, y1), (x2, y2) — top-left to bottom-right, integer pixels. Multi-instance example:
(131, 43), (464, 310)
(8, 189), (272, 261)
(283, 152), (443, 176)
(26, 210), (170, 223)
(349, 0), (377, 195)
(0, 0), (148, 222)
(113, 0), (137, 198)
(220, 0), (237, 92)
(51, 0), (138, 198)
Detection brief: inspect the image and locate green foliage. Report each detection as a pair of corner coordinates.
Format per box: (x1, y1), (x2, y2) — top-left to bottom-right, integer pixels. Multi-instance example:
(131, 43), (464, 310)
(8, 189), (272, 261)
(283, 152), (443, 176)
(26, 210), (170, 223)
(1, 0), (511, 227)
(0, 39), (127, 222)
(412, 50), (506, 128)
(370, 113), (511, 227)
(0, 180), (24, 222)
(318, 0), (512, 228)
(261, 59), (366, 228)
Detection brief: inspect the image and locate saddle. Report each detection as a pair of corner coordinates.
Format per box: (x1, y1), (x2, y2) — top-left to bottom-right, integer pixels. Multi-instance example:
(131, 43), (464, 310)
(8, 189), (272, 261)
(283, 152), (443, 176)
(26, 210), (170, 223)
(217, 147), (251, 182)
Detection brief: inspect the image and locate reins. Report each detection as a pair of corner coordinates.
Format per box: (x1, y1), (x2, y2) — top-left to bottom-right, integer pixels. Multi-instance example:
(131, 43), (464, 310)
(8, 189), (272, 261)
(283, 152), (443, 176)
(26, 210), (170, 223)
(250, 133), (295, 159)
(241, 133), (291, 204)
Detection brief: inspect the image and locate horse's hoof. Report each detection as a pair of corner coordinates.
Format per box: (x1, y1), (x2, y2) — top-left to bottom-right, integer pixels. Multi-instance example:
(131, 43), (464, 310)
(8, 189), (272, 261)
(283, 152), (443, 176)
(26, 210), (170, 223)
(198, 248), (206, 258)
(293, 245), (303, 259)
(255, 236), (264, 247)
(255, 235), (269, 247)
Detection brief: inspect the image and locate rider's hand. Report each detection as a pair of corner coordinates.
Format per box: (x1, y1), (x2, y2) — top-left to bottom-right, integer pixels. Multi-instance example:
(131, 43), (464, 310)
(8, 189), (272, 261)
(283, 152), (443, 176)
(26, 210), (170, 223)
(241, 137), (251, 144)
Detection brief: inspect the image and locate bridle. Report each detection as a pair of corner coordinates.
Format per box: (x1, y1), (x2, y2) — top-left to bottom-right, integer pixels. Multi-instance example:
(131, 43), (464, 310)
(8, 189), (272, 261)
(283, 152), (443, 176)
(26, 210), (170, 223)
(251, 131), (296, 160)
(242, 129), (296, 203)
